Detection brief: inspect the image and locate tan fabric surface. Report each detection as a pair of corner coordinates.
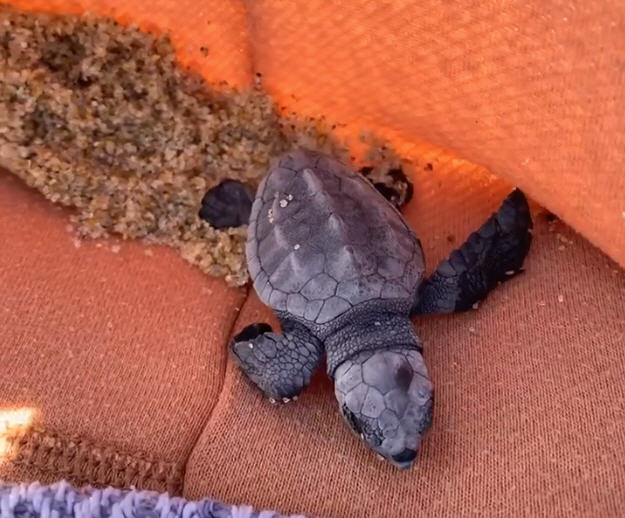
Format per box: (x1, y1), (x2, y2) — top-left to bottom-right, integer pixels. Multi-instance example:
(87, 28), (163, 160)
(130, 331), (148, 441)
(0, 170), (247, 492)
(184, 159), (625, 518)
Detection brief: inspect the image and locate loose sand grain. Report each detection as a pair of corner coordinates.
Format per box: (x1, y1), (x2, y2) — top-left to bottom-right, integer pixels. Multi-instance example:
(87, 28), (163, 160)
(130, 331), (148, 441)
(0, 5), (405, 286)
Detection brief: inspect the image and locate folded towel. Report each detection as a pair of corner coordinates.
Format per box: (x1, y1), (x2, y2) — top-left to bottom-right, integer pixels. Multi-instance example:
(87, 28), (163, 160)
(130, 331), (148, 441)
(0, 480), (318, 518)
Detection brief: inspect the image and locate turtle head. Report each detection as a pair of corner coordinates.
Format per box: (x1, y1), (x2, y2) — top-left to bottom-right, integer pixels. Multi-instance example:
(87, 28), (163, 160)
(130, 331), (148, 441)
(333, 348), (433, 469)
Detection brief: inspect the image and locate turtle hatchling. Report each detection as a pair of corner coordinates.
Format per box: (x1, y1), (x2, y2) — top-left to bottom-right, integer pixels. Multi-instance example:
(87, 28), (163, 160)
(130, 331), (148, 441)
(227, 148), (532, 469)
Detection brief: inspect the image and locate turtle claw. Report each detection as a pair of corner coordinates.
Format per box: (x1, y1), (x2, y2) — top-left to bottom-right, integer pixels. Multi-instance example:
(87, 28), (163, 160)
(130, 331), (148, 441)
(231, 320), (323, 402)
(268, 397), (293, 406)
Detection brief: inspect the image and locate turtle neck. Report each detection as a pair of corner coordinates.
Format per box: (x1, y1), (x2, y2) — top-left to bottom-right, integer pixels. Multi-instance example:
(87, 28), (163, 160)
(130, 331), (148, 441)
(323, 308), (423, 377)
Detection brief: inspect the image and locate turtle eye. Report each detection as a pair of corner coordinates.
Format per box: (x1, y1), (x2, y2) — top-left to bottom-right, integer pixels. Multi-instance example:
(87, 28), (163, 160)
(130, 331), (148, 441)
(341, 404), (362, 435)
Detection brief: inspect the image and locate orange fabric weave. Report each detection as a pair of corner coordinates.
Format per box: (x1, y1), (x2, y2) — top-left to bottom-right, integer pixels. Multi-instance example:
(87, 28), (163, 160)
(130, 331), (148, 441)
(246, 1), (625, 270)
(3, 0), (623, 268)
(1, 2), (625, 518)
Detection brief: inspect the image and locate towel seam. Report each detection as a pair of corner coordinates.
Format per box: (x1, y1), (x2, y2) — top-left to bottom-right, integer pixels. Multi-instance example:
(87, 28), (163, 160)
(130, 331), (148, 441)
(5, 426), (184, 493)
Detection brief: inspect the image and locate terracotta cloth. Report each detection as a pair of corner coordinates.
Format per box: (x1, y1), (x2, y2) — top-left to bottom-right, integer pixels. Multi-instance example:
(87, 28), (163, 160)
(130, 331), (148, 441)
(0, 171), (247, 493)
(3, 153), (625, 516)
(1, 1), (625, 517)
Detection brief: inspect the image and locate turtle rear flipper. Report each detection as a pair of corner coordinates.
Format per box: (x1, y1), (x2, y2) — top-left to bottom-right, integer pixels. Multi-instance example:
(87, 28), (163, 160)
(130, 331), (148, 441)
(412, 189), (533, 315)
(231, 319), (323, 402)
(199, 179), (254, 229)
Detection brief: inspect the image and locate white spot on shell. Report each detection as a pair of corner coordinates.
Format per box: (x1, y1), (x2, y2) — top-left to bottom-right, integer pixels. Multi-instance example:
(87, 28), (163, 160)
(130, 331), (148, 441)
(472, 302), (479, 309)
(248, 343), (254, 349)
(294, 244), (300, 250)
(269, 398), (277, 405)
(282, 397), (290, 403)
(287, 194), (293, 201)
(279, 199), (288, 208)
(505, 270), (515, 276)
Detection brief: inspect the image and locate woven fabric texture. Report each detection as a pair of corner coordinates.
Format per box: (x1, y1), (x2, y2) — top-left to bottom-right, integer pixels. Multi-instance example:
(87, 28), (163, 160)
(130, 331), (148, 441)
(2, 0), (624, 268)
(0, 171), (247, 494)
(184, 156), (625, 518)
(1, 1), (625, 518)
(244, 0), (625, 269)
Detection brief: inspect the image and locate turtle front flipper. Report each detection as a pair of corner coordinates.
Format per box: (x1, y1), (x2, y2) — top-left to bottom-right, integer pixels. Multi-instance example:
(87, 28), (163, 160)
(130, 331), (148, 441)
(412, 189), (533, 315)
(230, 319), (323, 403)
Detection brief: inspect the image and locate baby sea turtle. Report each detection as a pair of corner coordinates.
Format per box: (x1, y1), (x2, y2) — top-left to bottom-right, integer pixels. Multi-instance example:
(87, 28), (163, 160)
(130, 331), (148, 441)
(227, 148), (532, 469)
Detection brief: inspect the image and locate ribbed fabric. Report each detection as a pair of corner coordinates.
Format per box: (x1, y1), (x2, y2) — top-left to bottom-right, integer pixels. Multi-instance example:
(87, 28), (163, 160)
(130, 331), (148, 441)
(0, 171), (247, 494)
(1, 1), (625, 517)
(184, 156), (625, 518)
